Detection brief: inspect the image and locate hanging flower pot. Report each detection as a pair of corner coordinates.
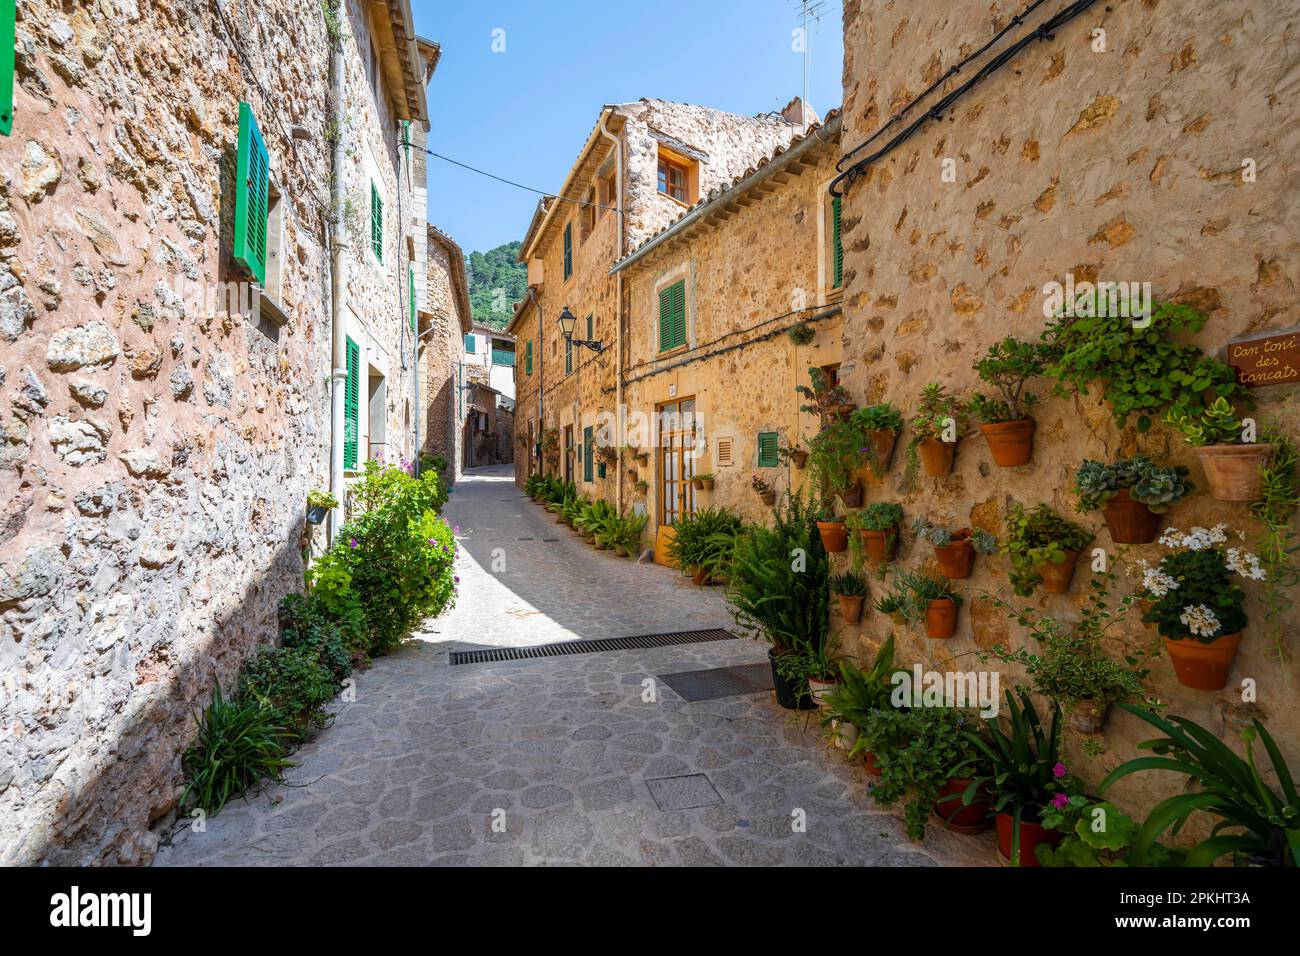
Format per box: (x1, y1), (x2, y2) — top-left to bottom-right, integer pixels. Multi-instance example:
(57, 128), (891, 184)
(933, 779), (992, 834)
(760, 489), (777, 506)
(837, 593), (865, 624)
(691, 477), (703, 490)
(1036, 549), (1081, 594)
(792, 449), (809, 469)
(860, 527), (898, 562)
(978, 417), (1036, 467)
(827, 402), (857, 423)
(918, 437), (955, 476)
(1069, 698), (1109, 734)
(701, 477), (714, 491)
(862, 428), (899, 484)
(933, 536), (975, 579)
(1101, 488), (1163, 544)
(996, 814), (1062, 867)
(925, 598), (958, 639)
(837, 480), (863, 508)
(863, 751), (883, 777)
(1194, 443), (1274, 501)
(816, 519), (848, 553)
(1164, 632), (1242, 690)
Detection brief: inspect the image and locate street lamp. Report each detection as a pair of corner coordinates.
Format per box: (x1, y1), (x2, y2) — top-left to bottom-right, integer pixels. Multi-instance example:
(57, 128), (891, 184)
(557, 305), (605, 353)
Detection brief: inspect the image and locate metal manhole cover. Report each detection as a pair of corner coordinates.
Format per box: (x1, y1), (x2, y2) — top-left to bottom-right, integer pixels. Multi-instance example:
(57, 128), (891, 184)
(658, 663), (773, 702)
(645, 773), (723, 811)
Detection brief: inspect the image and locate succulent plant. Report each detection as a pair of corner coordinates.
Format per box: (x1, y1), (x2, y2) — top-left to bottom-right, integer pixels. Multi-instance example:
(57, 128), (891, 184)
(1074, 455), (1193, 513)
(970, 529), (999, 554)
(1133, 467), (1193, 513)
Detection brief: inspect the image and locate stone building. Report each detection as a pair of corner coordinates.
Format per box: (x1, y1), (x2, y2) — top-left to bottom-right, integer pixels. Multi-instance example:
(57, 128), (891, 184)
(0, 0), (443, 864)
(611, 111), (845, 545)
(833, 1), (1299, 815)
(509, 97), (813, 508)
(422, 224), (472, 481)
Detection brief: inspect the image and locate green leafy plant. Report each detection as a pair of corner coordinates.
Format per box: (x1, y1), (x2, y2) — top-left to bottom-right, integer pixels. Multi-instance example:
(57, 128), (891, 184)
(1164, 395), (1246, 447)
(829, 570), (867, 597)
(668, 506), (743, 578)
(1251, 430), (1299, 668)
(970, 336), (1046, 422)
(1002, 503), (1093, 596)
(1040, 296), (1246, 432)
(961, 690), (1080, 865)
(694, 472), (714, 481)
(609, 511), (648, 555)
(307, 489), (339, 510)
(911, 518), (998, 554)
(239, 644), (336, 730)
(1099, 706), (1299, 867)
(1035, 795), (1184, 866)
(854, 502), (904, 532)
(806, 419), (866, 494)
(634, 479), (649, 493)
(905, 383), (965, 486)
(1137, 524), (1259, 643)
(849, 403), (903, 433)
(787, 322), (816, 345)
(1073, 455), (1193, 513)
(796, 365), (854, 422)
(279, 589), (367, 680)
(179, 683), (295, 817)
(819, 638), (897, 734)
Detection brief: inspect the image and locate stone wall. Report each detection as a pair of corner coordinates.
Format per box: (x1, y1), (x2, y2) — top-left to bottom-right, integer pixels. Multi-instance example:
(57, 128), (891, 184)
(837, 0), (1300, 820)
(422, 228), (467, 480)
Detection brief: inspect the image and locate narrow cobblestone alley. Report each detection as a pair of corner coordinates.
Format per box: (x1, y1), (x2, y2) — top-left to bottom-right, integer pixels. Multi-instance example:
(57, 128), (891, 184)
(156, 466), (985, 866)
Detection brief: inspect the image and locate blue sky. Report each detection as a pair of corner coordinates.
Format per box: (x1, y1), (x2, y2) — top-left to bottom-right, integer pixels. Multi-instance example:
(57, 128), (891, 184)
(411, 0), (844, 256)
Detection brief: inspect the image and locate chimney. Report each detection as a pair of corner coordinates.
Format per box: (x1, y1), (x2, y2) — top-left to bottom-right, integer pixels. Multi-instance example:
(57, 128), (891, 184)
(780, 96), (820, 128)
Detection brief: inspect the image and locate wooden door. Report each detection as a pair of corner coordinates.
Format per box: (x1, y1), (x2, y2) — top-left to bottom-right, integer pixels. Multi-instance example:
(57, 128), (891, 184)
(657, 398), (696, 528)
(563, 425), (574, 483)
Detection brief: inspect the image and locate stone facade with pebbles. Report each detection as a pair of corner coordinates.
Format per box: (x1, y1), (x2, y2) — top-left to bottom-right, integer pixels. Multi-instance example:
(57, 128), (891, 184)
(422, 225), (473, 483)
(0, 0), (440, 864)
(834, 0), (1299, 819)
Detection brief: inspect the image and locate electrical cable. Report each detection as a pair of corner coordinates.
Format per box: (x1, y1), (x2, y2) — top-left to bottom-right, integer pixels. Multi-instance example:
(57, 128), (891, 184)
(421, 146), (622, 213)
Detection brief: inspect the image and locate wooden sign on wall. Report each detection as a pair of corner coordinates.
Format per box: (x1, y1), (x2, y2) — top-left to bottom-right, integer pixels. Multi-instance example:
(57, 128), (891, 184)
(1223, 327), (1300, 388)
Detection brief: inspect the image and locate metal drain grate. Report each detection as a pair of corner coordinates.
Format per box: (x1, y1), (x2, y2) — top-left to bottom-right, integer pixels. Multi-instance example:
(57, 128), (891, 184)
(449, 628), (737, 665)
(658, 663), (773, 701)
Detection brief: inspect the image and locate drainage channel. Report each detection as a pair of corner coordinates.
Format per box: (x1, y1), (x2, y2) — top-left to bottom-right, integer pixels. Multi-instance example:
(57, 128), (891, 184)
(449, 628), (737, 665)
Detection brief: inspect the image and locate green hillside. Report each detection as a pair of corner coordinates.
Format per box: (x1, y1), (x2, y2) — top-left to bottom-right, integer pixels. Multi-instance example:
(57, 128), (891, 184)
(467, 240), (527, 330)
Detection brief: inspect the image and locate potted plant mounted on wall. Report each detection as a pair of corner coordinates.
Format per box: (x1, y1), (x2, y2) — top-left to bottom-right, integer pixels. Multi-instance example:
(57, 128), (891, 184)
(1137, 524), (1262, 690)
(850, 403), (903, 484)
(807, 419), (866, 507)
(306, 489), (338, 525)
(848, 502), (904, 563)
(1074, 455), (1193, 544)
(1002, 503), (1093, 596)
(969, 336), (1046, 467)
(1165, 397), (1274, 501)
(906, 383), (965, 483)
(829, 570), (868, 624)
(778, 442), (810, 469)
(797, 366), (857, 425)
(691, 472), (715, 491)
(899, 569), (963, 639)
(815, 506), (848, 553)
(912, 519), (998, 579)
(751, 474), (777, 507)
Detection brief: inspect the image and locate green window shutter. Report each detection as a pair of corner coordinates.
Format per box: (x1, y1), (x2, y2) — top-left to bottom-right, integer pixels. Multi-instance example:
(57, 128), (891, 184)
(658, 280), (686, 352)
(586, 313), (594, 340)
(525, 340), (533, 375)
(583, 426), (594, 482)
(563, 223), (573, 279)
(758, 431), (779, 467)
(401, 119), (410, 163)
(565, 337), (573, 375)
(370, 181), (383, 262)
(465, 334), (475, 353)
(344, 337), (360, 470)
(0, 0), (14, 136)
(232, 102), (270, 285)
(832, 196), (843, 290)
(408, 266), (416, 332)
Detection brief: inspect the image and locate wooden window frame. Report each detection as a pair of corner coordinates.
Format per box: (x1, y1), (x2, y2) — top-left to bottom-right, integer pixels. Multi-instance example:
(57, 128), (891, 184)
(657, 153), (691, 204)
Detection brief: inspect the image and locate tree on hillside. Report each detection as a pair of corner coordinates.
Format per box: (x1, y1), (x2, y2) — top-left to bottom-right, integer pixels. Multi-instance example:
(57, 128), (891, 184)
(467, 240), (527, 330)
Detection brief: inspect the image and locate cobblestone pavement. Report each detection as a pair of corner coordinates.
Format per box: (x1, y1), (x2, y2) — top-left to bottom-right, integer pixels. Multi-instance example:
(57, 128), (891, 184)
(156, 465), (989, 866)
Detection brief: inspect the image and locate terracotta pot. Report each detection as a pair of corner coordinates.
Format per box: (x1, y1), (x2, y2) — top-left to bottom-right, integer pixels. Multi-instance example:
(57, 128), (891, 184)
(816, 519), (848, 553)
(691, 478), (703, 490)
(1164, 632), (1242, 690)
(808, 676), (839, 708)
(1069, 698), (1109, 734)
(827, 403), (857, 423)
(1195, 443), (1274, 501)
(979, 418), (1036, 467)
(860, 526), (898, 562)
(759, 490), (777, 506)
(701, 478), (714, 491)
(690, 565), (712, 586)
(863, 751), (883, 777)
(838, 481), (863, 508)
(792, 449), (809, 469)
(1102, 488), (1162, 544)
(996, 814), (1062, 868)
(614, 544), (628, 557)
(933, 779), (992, 834)
(918, 437), (955, 476)
(933, 536), (975, 579)
(862, 429), (899, 483)
(925, 598), (958, 639)
(889, 611), (908, 626)
(1036, 549), (1081, 594)
(836, 593), (865, 624)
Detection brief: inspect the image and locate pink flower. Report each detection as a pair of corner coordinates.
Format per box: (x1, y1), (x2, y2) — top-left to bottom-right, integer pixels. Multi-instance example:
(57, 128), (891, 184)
(1051, 792), (1069, 809)
(348, 538), (357, 549)
(1052, 762), (1067, 778)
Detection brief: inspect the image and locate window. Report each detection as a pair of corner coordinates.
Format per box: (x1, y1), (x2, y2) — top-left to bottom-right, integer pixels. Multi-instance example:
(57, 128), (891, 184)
(583, 425), (594, 482)
(524, 340), (533, 375)
(408, 265), (416, 332)
(370, 181), (383, 263)
(343, 337), (360, 470)
(580, 188), (595, 242)
(599, 172), (616, 215)
(492, 341), (515, 366)
(658, 279), (686, 352)
(831, 195), (844, 290)
(465, 333), (476, 353)
(563, 222), (573, 279)
(658, 154), (689, 203)
(716, 437), (733, 467)
(757, 431), (779, 467)
(232, 102), (269, 286)
(585, 313), (594, 341)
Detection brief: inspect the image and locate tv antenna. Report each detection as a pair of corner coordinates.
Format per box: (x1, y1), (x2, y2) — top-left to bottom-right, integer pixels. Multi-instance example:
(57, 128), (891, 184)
(792, 0), (832, 133)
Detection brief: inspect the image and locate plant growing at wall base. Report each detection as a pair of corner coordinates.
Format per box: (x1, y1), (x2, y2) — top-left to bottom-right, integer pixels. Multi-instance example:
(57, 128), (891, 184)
(1098, 706), (1300, 867)
(1002, 504), (1093, 596)
(1035, 795), (1184, 866)
(180, 683), (295, 817)
(668, 506), (743, 583)
(239, 644), (337, 731)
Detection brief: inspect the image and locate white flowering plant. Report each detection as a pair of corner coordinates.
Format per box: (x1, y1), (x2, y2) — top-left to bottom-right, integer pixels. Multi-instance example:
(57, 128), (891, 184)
(1138, 525), (1263, 643)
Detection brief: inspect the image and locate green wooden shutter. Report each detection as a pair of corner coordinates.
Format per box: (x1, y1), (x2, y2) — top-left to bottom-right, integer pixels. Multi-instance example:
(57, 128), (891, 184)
(232, 102), (269, 285)
(525, 340), (533, 375)
(832, 196), (843, 289)
(401, 119), (410, 162)
(408, 265), (416, 331)
(758, 431), (779, 467)
(465, 333), (475, 353)
(565, 337), (573, 375)
(370, 181), (383, 262)
(563, 223), (573, 279)
(583, 426), (594, 482)
(0, 0), (15, 136)
(344, 337), (360, 470)
(586, 313), (594, 340)
(658, 280), (686, 352)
